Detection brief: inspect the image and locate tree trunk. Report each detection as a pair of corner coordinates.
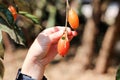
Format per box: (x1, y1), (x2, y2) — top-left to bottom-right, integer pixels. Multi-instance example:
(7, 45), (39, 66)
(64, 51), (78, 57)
(74, 18), (97, 70)
(74, 0), (102, 70)
(95, 9), (120, 73)
(95, 25), (117, 73)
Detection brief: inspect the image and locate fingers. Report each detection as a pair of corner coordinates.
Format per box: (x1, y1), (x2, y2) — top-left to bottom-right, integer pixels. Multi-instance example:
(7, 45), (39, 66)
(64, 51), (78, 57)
(49, 30), (77, 44)
(49, 30), (64, 43)
(42, 26), (72, 35)
(41, 26), (77, 44)
(68, 31), (77, 41)
(42, 26), (65, 34)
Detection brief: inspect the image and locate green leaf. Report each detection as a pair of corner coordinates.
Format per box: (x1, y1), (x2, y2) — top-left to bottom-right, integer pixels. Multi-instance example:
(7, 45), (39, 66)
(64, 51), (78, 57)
(19, 11), (39, 24)
(0, 23), (25, 45)
(116, 66), (120, 80)
(0, 16), (11, 28)
(0, 32), (4, 59)
(14, 24), (26, 45)
(0, 5), (14, 25)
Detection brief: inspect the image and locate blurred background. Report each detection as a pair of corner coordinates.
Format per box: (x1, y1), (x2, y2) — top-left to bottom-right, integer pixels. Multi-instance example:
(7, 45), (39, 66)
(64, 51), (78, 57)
(0, 0), (120, 80)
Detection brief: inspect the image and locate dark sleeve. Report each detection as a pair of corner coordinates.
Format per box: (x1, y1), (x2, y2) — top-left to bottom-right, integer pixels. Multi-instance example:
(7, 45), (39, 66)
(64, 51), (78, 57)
(16, 69), (47, 80)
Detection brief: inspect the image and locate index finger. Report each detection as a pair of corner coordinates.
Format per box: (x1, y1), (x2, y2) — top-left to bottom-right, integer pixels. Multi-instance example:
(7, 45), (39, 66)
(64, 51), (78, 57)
(42, 26), (70, 35)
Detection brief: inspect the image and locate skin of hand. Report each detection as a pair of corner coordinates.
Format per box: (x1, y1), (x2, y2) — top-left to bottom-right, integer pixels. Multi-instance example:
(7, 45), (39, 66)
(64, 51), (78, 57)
(21, 26), (77, 80)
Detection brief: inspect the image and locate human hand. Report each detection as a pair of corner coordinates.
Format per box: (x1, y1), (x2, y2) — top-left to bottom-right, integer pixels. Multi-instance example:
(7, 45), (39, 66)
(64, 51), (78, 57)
(21, 26), (77, 79)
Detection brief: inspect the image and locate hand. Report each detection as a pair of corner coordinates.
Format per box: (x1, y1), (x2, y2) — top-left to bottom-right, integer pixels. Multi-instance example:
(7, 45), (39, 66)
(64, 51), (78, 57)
(21, 26), (77, 79)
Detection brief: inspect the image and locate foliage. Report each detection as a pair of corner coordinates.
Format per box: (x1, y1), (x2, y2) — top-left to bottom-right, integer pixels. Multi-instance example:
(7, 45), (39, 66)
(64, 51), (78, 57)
(0, 4), (40, 59)
(0, 5), (14, 26)
(19, 11), (39, 24)
(116, 66), (120, 80)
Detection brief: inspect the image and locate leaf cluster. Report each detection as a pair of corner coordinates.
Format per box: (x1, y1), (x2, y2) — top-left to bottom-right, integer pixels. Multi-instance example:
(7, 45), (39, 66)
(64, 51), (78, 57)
(0, 4), (40, 58)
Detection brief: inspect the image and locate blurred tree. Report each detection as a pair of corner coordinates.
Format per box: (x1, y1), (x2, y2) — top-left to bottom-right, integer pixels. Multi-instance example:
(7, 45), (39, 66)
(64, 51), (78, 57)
(74, 0), (120, 74)
(74, 0), (101, 70)
(95, 7), (120, 73)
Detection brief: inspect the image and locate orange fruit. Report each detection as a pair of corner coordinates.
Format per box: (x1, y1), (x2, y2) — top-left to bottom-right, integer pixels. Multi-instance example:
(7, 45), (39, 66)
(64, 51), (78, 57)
(8, 5), (17, 20)
(57, 32), (70, 57)
(68, 8), (79, 30)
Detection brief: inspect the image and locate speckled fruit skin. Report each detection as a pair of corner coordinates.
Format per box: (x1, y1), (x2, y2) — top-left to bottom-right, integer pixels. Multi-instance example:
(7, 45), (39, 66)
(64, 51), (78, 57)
(57, 33), (70, 57)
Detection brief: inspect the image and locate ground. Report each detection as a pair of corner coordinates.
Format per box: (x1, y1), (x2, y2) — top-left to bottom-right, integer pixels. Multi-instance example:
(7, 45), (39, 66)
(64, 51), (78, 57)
(3, 48), (117, 80)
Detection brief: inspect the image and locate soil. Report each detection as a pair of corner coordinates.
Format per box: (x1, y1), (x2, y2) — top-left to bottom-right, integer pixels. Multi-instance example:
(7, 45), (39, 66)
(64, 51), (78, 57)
(3, 48), (117, 80)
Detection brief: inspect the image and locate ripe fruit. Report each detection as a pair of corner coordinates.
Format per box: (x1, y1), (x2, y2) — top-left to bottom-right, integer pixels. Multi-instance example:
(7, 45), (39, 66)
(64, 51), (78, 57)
(68, 8), (79, 30)
(8, 5), (17, 20)
(57, 32), (70, 57)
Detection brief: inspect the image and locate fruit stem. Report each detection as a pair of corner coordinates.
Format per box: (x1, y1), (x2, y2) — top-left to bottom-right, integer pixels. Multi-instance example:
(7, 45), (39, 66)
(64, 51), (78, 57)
(66, 0), (70, 8)
(64, 0), (70, 33)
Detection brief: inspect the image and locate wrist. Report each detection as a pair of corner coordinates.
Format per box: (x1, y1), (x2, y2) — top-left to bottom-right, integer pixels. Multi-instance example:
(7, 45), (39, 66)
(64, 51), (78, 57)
(21, 56), (46, 80)
(16, 69), (47, 80)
